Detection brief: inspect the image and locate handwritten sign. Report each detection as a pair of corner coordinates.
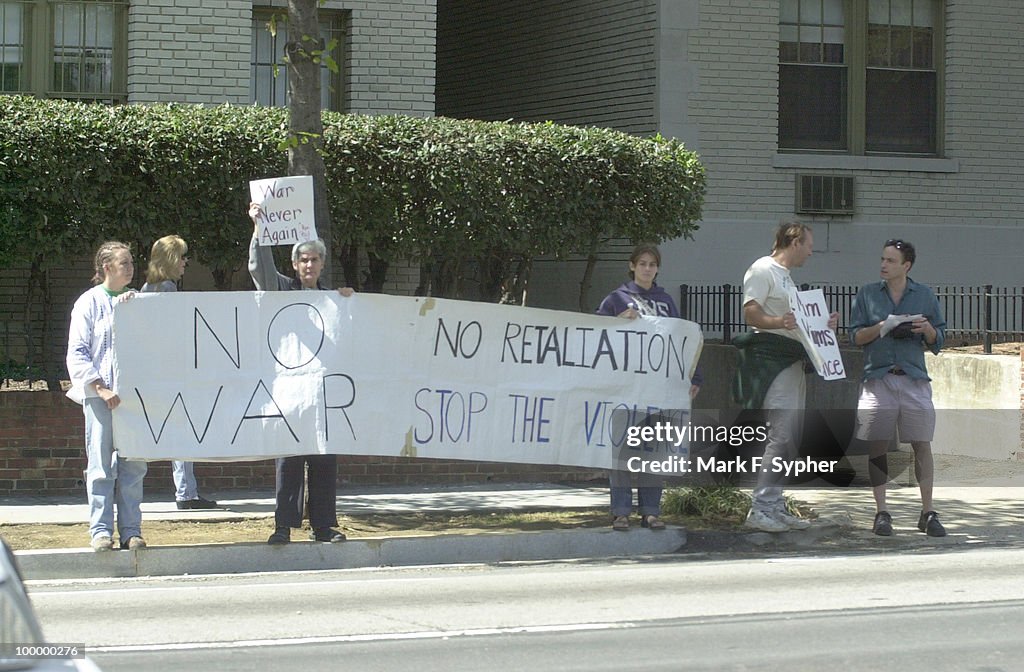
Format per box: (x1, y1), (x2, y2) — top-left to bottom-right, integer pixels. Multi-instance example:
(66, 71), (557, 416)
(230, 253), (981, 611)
(111, 293), (703, 469)
(248, 175), (317, 246)
(790, 288), (845, 381)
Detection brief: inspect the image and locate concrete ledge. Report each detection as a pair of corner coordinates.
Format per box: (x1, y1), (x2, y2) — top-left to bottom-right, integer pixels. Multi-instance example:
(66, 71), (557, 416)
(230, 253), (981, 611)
(16, 527), (687, 581)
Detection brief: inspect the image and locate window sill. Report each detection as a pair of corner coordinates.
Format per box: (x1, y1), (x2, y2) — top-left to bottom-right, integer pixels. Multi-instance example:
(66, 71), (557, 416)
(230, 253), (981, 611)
(773, 154), (959, 173)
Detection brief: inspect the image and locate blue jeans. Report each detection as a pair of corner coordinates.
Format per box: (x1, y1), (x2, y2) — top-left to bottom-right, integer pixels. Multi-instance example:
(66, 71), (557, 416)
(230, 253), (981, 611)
(609, 468), (662, 517)
(84, 398), (147, 541)
(172, 461), (198, 501)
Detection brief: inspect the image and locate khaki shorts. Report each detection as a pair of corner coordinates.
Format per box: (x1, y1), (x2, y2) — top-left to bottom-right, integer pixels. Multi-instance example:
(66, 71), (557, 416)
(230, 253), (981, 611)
(855, 374), (935, 442)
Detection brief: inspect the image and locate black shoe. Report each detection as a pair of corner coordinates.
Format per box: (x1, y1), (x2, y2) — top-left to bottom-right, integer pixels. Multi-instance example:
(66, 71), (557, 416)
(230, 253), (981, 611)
(176, 497), (219, 510)
(872, 511), (893, 536)
(918, 511), (946, 537)
(310, 527), (346, 543)
(267, 527), (291, 545)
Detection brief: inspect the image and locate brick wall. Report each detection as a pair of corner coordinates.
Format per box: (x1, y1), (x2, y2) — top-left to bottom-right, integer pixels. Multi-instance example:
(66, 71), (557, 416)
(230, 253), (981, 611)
(0, 391), (600, 497)
(127, 0), (252, 104)
(127, 0), (436, 115)
(347, 0), (436, 116)
(0, 392), (84, 494)
(0, 257), (95, 388)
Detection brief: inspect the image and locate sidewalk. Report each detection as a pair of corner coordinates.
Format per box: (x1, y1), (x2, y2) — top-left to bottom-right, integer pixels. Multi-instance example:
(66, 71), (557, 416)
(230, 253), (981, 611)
(2, 483), (688, 581)
(4, 459), (1024, 581)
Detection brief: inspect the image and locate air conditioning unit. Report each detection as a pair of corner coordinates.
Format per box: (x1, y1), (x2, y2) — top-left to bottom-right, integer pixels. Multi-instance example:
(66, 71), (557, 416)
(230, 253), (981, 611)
(796, 174), (854, 214)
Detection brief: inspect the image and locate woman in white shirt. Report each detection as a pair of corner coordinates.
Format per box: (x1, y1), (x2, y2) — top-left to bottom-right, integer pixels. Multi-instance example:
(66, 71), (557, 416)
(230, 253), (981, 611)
(66, 241), (148, 551)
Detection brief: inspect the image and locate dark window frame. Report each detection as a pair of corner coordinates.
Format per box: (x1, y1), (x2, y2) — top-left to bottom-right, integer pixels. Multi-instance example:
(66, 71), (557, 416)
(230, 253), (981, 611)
(0, 0), (127, 103)
(779, 0), (943, 157)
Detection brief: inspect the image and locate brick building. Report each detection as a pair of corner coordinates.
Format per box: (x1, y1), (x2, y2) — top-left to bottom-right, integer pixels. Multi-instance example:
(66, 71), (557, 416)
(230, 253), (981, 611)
(435, 0), (1024, 309)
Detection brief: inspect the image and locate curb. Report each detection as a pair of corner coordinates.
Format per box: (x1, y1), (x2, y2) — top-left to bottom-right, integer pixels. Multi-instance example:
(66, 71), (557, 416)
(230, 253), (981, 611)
(15, 526), (687, 581)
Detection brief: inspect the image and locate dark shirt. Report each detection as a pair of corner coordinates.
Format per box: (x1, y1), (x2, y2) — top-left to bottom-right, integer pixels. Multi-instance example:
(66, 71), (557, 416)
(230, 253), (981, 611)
(596, 281), (704, 387)
(849, 278), (945, 381)
(730, 331), (810, 409)
(596, 281), (679, 318)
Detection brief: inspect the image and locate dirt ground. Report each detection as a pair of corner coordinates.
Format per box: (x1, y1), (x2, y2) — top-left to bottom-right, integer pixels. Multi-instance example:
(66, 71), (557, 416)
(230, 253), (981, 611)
(0, 507), (758, 552)
(1, 509), (741, 552)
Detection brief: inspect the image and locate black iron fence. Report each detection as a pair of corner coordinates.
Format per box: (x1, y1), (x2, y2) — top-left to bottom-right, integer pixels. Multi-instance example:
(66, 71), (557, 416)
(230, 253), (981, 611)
(680, 283), (1024, 353)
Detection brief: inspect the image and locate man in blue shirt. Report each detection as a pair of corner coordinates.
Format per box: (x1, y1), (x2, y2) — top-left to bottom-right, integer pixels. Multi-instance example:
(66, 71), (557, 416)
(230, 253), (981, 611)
(850, 239), (946, 537)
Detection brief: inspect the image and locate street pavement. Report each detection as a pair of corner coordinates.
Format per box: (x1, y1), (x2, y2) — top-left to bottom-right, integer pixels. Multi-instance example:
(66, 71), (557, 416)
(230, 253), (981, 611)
(3, 455), (1023, 580)
(28, 545), (1024, 672)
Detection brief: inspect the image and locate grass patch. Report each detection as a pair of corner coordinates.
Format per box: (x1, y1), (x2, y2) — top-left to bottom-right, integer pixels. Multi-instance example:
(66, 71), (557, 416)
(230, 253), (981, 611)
(661, 485), (810, 529)
(662, 485), (751, 519)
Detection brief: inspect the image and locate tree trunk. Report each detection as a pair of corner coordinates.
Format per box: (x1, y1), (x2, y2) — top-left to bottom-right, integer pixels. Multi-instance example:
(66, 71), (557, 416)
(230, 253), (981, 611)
(504, 257), (532, 306)
(26, 257), (58, 388)
(364, 253), (390, 293)
(477, 250), (505, 303)
(286, 0), (333, 279)
(339, 242), (360, 291)
(211, 268), (234, 291)
(578, 246), (600, 313)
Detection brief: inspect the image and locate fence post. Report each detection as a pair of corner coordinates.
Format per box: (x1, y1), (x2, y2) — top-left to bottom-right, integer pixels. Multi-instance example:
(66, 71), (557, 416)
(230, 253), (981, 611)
(723, 283), (732, 344)
(679, 284), (690, 321)
(983, 284), (992, 354)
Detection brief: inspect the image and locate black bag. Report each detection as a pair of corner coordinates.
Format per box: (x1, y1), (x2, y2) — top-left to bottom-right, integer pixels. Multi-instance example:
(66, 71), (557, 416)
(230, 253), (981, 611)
(890, 322), (915, 339)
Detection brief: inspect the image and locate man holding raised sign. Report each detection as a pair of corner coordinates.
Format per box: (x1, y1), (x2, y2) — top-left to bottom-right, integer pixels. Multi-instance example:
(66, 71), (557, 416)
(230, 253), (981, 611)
(850, 239), (946, 538)
(248, 198), (353, 545)
(735, 222), (838, 533)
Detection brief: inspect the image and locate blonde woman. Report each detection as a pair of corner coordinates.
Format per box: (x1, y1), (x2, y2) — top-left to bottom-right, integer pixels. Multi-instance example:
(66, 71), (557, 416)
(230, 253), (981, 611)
(66, 242), (147, 551)
(141, 235), (219, 510)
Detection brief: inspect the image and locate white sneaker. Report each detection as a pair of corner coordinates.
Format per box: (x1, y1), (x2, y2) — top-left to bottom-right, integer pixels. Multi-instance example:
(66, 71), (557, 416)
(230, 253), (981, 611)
(90, 535), (113, 552)
(773, 507), (811, 530)
(744, 508), (789, 533)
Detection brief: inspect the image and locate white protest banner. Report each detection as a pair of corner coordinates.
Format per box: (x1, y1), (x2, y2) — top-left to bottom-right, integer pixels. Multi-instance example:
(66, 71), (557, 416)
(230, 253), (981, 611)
(248, 175), (317, 246)
(111, 293), (702, 470)
(790, 288), (845, 381)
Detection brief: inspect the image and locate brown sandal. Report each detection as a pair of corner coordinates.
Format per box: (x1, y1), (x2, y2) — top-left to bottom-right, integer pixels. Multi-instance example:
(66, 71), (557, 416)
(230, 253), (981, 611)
(641, 515), (665, 530)
(612, 515), (630, 531)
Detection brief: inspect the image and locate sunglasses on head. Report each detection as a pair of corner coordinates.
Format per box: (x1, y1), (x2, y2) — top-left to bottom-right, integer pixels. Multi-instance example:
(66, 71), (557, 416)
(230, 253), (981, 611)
(885, 239), (906, 250)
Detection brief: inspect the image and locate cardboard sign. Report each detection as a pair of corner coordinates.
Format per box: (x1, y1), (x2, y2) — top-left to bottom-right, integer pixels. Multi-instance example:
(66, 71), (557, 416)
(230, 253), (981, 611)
(790, 288), (845, 381)
(248, 175), (317, 246)
(111, 292), (703, 469)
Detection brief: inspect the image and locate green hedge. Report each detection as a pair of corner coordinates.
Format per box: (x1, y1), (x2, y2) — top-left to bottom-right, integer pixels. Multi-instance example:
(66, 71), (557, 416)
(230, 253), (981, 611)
(0, 96), (705, 298)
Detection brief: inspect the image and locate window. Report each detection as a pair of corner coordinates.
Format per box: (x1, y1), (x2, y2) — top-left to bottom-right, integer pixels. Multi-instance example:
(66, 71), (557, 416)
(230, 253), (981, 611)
(251, 11), (345, 112)
(0, 0), (127, 102)
(0, 2), (24, 93)
(779, 0), (941, 155)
